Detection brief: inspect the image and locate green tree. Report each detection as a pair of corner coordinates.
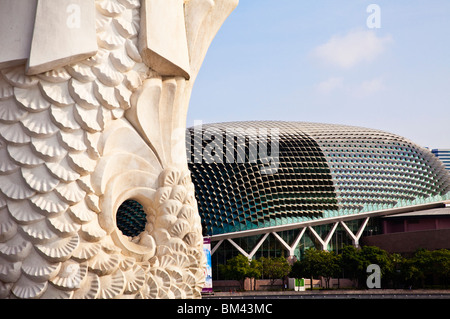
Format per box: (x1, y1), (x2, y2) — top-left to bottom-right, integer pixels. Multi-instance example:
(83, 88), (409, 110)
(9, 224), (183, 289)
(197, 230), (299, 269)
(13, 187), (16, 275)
(290, 258), (308, 284)
(218, 254), (251, 290)
(319, 250), (341, 289)
(385, 253), (406, 288)
(359, 245), (393, 287)
(433, 249), (450, 288)
(290, 248), (340, 289)
(219, 248), (450, 291)
(303, 248), (322, 287)
(260, 257), (291, 287)
(410, 249), (450, 288)
(340, 245), (363, 286)
(399, 256), (421, 288)
(247, 258), (263, 290)
(340, 245), (385, 288)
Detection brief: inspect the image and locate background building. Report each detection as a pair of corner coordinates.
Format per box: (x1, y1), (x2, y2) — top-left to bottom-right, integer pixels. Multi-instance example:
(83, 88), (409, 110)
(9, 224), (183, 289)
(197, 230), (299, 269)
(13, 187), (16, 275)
(432, 149), (450, 171)
(363, 206), (450, 255)
(186, 121), (450, 279)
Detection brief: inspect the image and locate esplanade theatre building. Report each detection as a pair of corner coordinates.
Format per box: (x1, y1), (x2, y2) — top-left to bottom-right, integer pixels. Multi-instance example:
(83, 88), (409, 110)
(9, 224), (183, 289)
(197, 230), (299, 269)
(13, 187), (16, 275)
(186, 121), (450, 278)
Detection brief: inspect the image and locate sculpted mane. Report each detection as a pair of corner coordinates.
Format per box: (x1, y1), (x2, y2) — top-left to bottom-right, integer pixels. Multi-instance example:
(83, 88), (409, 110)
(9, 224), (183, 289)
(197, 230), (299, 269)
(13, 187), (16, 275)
(0, 0), (238, 299)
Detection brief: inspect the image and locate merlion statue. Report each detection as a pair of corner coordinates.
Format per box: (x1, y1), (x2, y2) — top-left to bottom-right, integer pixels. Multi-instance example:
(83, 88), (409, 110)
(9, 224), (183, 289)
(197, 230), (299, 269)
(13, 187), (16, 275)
(0, 0), (238, 299)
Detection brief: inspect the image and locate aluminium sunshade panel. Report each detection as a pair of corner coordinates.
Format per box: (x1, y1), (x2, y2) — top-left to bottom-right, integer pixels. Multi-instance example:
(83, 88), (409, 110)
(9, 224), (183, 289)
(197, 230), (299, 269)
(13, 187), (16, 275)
(187, 121), (338, 236)
(187, 121), (450, 237)
(298, 122), (450, 213)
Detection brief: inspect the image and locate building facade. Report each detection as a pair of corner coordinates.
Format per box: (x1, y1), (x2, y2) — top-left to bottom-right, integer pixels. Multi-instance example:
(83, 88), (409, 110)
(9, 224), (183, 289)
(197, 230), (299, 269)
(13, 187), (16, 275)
(362, 207), (450, 255)
(432, 149), (450, 171)
(186, 121), (450, 278)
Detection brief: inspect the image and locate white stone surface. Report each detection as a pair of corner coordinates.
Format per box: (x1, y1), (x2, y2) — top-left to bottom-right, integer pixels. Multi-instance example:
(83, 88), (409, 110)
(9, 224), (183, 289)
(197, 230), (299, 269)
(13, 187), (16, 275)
(139, 0), (191, 79)
(0, 0), (238, 299)
(0, 0), (37, 69)
(27, 0), (98, 75)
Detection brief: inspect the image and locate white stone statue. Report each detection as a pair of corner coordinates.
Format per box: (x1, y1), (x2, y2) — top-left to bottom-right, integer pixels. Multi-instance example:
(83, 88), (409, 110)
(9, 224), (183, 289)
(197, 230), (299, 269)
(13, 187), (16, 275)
(0, 0), (238, 299)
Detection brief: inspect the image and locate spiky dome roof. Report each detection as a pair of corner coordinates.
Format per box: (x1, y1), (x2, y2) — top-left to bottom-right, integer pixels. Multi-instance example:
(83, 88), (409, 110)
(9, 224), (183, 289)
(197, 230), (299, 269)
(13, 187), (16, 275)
(187, 121), (450, 236)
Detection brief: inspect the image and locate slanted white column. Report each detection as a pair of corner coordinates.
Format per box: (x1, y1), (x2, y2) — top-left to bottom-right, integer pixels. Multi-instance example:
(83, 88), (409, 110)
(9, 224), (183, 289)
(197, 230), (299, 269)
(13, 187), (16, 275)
(227, 238), (250, 258)
(211, 239), (224, 255)
(271, 228), (306, 257)
(308, 222), (339, 251)
(271, 232), (291, 254)
(248, 233), (270, 260)
(226, 233), (270, 260)
(340, 217), (370, 248)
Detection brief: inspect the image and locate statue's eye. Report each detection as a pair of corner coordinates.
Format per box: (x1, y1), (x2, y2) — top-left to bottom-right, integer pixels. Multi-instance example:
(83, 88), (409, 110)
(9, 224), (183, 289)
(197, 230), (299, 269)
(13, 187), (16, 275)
(116, 200), (147, 237)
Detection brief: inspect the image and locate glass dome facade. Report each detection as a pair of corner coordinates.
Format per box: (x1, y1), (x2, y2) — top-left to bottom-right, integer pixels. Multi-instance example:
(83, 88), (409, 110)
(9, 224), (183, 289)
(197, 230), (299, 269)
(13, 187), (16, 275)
(186, 121), (450, 237)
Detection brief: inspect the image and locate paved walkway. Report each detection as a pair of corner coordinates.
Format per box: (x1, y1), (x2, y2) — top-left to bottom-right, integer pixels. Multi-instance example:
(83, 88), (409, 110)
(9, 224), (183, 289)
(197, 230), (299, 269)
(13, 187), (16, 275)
(204, 289), (450, 299)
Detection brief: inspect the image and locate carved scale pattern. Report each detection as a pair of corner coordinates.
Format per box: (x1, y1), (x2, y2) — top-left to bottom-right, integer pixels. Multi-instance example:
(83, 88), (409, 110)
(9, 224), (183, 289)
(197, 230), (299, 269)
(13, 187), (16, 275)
(0, 0), (205, 299)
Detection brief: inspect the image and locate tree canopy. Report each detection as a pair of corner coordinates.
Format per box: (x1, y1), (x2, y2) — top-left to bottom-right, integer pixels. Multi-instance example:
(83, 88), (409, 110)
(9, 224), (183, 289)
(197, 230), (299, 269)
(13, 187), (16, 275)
(292, 246), (450, 289)
(219, 255), (291, 290)
(219, 246), (450, 290)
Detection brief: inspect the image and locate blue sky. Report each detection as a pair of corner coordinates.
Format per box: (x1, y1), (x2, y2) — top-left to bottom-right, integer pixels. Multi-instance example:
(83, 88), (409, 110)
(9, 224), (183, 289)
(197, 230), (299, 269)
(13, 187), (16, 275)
(188, 0), (450, 148)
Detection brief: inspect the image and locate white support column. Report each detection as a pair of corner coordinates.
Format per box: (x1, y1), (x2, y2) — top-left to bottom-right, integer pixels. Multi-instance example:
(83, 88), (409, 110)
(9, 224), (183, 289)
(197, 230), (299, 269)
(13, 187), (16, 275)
(340, 217), (370, 248)
(271, 228), (307, 257)
(226, 233), (270, 260)
(271, 232), (291, 252)
(324, 222), (339, 249)
(213, 217), (371, 257)
(355, 217), (370, 246)
(248, 233), (269, 260)
(211, 239), (223, 255)
(227, 238), (249, 259)
(308, 222), (339, 251)
(290, 227), (307, 255)
(339, 221), (356, 245)
(307, 226), (324, 249)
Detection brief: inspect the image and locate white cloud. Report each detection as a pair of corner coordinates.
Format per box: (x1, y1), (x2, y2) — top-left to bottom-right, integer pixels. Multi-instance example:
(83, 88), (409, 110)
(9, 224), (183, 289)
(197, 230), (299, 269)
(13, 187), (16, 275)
(355, 77), (385, 97)
(312, 29), (393, 68)
(315, 76), (385, 97)
(315, 77), (344, 94)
